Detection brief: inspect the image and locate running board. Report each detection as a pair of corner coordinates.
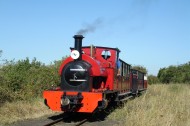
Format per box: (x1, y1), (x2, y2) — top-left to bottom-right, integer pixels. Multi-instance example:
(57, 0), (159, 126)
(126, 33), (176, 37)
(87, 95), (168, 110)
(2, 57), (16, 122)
(118, 91), (132, 97)
(120, 96), (134, 102)
(138, 89), (146, 92)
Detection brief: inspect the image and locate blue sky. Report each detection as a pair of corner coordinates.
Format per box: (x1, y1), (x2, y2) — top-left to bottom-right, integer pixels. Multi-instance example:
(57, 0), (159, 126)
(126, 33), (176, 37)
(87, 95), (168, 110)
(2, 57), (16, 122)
(0, 0), (190, 75)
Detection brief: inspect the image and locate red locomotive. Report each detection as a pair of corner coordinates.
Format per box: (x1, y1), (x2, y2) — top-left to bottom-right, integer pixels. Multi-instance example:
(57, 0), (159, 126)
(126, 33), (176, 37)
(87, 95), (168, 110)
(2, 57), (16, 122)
(43, 35), (147, 113)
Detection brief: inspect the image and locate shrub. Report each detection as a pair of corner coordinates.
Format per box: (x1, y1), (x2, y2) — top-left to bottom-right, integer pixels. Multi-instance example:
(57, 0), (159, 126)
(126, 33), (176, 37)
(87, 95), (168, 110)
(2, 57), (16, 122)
(158, 62), (190, 84)
(148, 75), (159, 84)
(0, 57), (64, 104)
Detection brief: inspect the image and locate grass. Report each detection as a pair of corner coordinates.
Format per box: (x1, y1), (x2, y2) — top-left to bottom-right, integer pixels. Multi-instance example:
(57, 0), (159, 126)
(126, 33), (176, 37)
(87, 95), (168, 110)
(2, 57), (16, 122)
(109, 84), (190, 126)
(0, 98), (55, 125)
(0, 84), (189, 126)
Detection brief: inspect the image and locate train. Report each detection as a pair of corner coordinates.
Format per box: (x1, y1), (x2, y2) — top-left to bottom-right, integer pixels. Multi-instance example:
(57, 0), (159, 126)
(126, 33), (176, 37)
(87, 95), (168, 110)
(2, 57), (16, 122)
(43, 35), (147, 113)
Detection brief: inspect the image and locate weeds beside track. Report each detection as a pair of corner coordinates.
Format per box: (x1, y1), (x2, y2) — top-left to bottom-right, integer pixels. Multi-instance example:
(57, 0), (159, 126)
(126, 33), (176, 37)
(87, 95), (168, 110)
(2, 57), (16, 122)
(109, 84), (190, 126)
(0, 84), (190, 126)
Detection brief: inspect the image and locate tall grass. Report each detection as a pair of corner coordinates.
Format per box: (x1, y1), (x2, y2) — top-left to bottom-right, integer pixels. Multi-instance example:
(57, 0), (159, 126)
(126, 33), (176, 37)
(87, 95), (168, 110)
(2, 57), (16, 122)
(0, 84), (189, 125)
(0, 98), (55, 125)
(109, 84), (190, 126)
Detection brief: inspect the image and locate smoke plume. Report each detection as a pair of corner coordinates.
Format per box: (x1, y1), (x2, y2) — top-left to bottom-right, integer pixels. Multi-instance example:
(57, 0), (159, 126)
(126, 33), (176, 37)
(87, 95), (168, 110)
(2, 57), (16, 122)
(77, 18), (103, 35)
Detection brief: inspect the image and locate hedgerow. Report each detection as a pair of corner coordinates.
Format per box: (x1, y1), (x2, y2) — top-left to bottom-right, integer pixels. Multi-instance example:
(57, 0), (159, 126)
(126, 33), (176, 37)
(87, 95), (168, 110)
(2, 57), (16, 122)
(158, 62), (190, 84)
(0, 57), (65, 104)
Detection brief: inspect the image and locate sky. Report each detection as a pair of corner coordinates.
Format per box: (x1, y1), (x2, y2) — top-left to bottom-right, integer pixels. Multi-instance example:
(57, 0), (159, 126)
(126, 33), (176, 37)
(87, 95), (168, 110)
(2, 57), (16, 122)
(0, 0), (190, 75)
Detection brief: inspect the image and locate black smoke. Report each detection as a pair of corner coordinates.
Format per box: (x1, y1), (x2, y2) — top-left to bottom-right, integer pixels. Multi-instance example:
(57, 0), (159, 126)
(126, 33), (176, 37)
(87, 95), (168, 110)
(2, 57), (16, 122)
(76, 18), (103, 35)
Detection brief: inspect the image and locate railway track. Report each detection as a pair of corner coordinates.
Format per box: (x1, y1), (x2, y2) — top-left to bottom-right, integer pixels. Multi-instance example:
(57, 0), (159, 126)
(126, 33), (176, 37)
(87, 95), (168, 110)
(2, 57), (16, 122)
(44, 113), (89, 126)
(74, 118), (88, 126)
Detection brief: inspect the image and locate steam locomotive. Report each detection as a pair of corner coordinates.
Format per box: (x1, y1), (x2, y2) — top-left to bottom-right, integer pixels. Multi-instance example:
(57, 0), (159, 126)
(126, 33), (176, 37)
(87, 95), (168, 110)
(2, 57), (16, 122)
(43, 35), (147, 113)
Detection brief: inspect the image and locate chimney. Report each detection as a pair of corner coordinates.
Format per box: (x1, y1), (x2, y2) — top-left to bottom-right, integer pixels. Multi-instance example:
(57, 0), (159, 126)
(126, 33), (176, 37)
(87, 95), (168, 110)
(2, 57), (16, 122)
(73, 35), (84, 60)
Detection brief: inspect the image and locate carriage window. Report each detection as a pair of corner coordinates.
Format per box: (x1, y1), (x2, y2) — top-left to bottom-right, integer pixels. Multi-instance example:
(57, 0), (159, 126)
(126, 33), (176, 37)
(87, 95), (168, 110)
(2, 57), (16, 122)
(121, 62), (127, 76)
(127, 65), (131, 75)
(101, 50), (111, 60)
(120, 61), (131, 77)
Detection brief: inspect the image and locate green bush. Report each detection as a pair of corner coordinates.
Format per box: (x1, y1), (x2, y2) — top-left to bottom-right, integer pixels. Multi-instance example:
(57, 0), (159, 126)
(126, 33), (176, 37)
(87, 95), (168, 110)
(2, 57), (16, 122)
(0, 57), (64, 104)
(132, 65), (148, 74)
(158, 62), (190, 84)
(148, 75), (159, 85)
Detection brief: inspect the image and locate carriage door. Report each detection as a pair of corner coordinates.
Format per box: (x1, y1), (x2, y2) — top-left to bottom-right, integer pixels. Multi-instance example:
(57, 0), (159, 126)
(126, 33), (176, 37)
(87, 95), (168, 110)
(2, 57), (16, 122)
(131, 70), (138, 93)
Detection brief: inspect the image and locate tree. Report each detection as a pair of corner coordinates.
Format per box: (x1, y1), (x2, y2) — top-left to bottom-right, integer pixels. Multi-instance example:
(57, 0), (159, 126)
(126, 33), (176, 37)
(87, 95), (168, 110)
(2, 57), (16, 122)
(148, 74), (159, 84)
(132, 65), (148, 74)
(158, 62), (190, 84)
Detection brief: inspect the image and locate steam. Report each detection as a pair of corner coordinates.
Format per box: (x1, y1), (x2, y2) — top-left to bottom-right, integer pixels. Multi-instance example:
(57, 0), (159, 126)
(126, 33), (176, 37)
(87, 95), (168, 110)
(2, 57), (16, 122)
(77, 18), (103, 35)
